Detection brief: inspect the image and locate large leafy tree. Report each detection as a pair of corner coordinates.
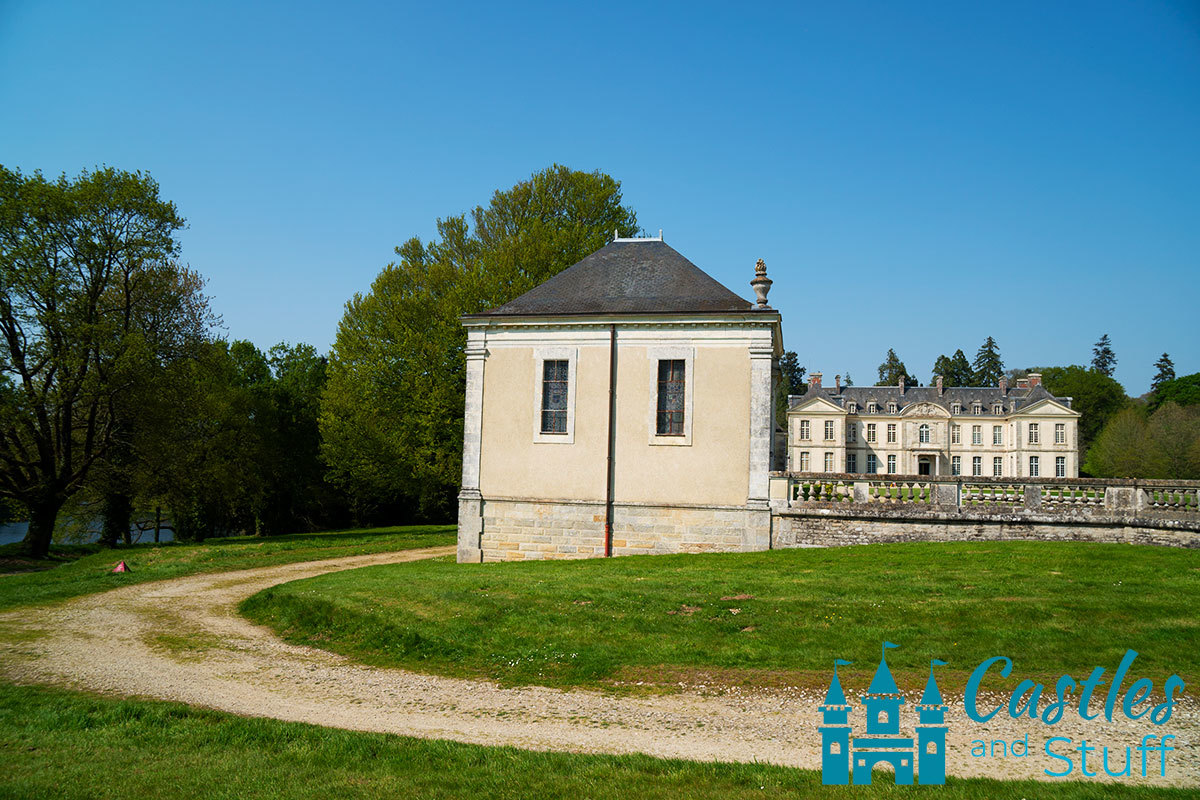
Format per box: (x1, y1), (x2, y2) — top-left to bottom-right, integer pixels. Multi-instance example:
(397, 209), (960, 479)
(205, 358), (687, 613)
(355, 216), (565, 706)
(1149, 372), (1200, 412)
(0, 166), (213, 557)
(932, 348), (973, 386)
(1151, 353), (1176, 392)
(971, 337), (1004, 386)
(876, 348), (917, 386)
(1085, 402), (1200, 479)
(1091, 334), (1117, 377)
(1032, 365), (1129, 461)
(321, 165), (639, 519)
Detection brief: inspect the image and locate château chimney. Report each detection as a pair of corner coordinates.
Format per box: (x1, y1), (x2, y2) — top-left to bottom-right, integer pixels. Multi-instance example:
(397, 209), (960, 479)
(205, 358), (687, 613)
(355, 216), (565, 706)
(935, 375), (944, 396)
(835, 374), (842, 393)
(810, 372), (822, 390)
(1017, 378), (1029, 389)
(999, 377), (1008, 396)
(1028, 372), (1042, 388)
(899, 375), (907, 395)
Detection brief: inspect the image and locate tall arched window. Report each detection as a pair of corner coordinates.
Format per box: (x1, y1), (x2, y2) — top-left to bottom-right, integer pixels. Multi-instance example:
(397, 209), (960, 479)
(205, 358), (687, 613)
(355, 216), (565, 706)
(919, 424), (930, 443)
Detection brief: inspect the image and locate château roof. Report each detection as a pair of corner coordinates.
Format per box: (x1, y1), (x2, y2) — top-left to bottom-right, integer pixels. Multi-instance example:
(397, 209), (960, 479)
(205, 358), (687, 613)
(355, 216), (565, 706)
(466, 239), (756, 317)
(824, 668), (849, 706)
(920, 669), (943, 706)
(867, 653), (901, 695)
(790, 383), (1074, 415)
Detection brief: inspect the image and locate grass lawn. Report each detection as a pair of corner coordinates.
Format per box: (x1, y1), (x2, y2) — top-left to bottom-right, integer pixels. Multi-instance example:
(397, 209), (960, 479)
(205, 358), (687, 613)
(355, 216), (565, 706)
(0, 683), (1189, 800)
(241, 541), (1200, 692)
(0, 525), (455, 612)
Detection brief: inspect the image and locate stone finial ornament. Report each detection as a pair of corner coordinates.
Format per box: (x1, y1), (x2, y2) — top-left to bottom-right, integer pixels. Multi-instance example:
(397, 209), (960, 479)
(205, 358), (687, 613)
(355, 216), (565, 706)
(751, 258), (773, 308)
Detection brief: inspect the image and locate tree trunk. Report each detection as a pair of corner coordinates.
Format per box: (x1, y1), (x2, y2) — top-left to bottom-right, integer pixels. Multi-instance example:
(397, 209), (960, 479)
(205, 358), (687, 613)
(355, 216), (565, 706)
(22, 499), (61, 559)
(101, 490), (133, 548)
(153, 505), (162, 543)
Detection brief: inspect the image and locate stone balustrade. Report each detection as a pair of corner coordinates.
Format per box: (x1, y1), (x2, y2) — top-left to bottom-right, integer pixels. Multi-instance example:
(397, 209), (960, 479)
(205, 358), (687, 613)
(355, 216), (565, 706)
(767, 472), (1200, 549)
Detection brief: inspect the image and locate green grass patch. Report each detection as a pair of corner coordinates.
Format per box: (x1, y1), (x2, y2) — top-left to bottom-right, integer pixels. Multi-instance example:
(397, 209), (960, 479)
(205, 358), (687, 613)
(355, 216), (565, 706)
(0, 683), (1189, 799)
(0, 525), (455, 612)
(242, 542), (1200, 692)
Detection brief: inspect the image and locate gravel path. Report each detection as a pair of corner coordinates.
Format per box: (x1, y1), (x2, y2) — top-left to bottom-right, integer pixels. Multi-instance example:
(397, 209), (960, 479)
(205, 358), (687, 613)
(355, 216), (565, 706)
(0, 546), (1195, 788)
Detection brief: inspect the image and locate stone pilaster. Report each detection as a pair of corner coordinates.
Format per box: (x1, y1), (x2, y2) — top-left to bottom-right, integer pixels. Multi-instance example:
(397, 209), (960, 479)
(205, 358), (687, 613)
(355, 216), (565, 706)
(748, 343), (774, 508)
(457, 329), (487, 563)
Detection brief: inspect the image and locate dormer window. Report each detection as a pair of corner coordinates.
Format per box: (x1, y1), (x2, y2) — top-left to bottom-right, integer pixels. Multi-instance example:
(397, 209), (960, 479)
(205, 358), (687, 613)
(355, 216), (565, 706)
(847, 402), (858, 414)
(972, 403), (982, 415)
(951, 402), (962, 415)
(993, 403), (1003, 415)
(887, 402), (897, 414)
(867, 402), (878, 414)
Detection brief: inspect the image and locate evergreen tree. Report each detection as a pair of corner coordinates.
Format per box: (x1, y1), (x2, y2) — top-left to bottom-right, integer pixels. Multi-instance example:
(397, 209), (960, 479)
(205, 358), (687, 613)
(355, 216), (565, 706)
(877, 349), (917, 386)
(1092, 334), (1117, 377)
(776, 351), (805, 421)
(971, 337), (1005, 386)
(932, 349), (973, 386)
(1151, 353), (1176, 391)
(844, 372), (854, 387)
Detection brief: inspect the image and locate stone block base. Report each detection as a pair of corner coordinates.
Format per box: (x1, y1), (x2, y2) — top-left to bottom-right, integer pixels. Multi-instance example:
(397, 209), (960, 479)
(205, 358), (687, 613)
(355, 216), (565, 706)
(469, 498), (771, 562)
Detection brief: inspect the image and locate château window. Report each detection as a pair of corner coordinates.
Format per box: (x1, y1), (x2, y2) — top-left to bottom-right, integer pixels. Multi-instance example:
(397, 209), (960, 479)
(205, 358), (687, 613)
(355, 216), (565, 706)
(1055, 423), (1065, 444)
(540, 360), (569, 434)
(799, 451), (810, 471)
(799, 419), (811, 440)
(972, 456), (982, 476)
(846, 453), (857, 473)
(993, 425), (1003, 446)
(847, 402), (858, 414)
(867, 402), (879, 414)
(824, 420), (835, 440)
(847, 424), (857, 442)
(887, 402), (898, 414)
(866, 423), (877, 443)
(656, 360), (686, 435)
(867, 454), (878, 474)
(951, 402), (962, 415)
(973, 403), (982, 415)
(887, 455), (897, 474)
(1056, 456), (1066, 478)
(993, 457), (1003, 477)
(1029, 456), (1040, 477)
(952, 456), (961, 476)
(993, 404), (1003, 415)
(972, 425), (982, 445)
(919, 424), (931, 444)
(887, 423), (897, 443)
(951, 424), (961, 445)
(1028, 423), (1040, 445)
(824, 452), (834, 471)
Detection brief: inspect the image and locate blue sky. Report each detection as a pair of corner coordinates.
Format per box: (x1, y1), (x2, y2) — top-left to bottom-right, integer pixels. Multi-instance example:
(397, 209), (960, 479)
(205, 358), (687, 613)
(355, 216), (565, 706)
(2, 1), (1197, 393)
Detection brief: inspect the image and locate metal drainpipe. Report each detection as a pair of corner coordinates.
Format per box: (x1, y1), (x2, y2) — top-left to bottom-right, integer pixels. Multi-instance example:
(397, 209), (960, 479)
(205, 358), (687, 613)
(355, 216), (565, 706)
(604, 324), (617, 557)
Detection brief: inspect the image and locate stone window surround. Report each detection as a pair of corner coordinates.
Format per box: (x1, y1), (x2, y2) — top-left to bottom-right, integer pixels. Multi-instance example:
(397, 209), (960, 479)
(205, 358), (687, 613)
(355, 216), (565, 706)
(647, 346), (694, 446)
(532, 347), (577, 444)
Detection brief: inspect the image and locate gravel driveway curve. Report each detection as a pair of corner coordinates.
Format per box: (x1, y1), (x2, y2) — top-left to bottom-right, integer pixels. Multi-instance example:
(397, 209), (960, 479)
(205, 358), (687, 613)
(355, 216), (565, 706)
(0, 546), (1195, 788)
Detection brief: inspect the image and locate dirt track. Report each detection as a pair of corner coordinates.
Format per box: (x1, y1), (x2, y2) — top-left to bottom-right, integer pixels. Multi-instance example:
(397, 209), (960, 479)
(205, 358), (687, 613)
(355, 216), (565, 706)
(0, 546), (1195, 788)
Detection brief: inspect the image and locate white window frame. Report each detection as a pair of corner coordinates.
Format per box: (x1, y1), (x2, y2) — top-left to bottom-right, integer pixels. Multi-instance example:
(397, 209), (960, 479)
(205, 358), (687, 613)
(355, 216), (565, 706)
(993, 425), (1003, 446)
(1029, 456), (1040, 477)
(887, 423), (897, 443)
(972, 456), (982, 476)
(799, 419), (811, 440)
(867, 402), (878, 414)
(847, 423), (857, 443)
(866, 423), (877, 443)
(824, 452), (834, 472)
(993, 457), (1003, 477)
(847, 402), (857, 414)
(993, 404), (1003, 415)
(918, 424), (931, 444)
(799, 451), (810, 471)
(533, 347), (577, 444)
(887, 402), (897, 414)
(1055, 423), (1066, 444)
(1029, 423), (1040, 445)
(867, 454), (878, 474)
(951, 424), (961, 445)
(846, 453), (857, 473)
(824, 420), (835, 441)
(951, 402), (962, 415)
(648, 347), (694, 446)
(1056, 456), (1066, 478)
(887, 454), (897, 474)
(973, 403), (982, 415)
(951, 455), (961, 476)
(972, 425), (982, 445)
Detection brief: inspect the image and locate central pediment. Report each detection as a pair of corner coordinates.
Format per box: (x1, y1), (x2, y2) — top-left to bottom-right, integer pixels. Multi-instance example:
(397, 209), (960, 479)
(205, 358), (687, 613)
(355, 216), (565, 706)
(900, 402), (950, 418)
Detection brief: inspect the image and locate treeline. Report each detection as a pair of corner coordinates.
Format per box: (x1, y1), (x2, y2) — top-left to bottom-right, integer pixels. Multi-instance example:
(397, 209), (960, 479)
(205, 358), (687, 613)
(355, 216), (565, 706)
(1, 164), (638, 556)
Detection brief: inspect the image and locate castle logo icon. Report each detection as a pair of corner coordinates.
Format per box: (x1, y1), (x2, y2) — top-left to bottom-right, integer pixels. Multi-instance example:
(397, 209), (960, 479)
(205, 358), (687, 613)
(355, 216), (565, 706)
(819, 642), (948, 786)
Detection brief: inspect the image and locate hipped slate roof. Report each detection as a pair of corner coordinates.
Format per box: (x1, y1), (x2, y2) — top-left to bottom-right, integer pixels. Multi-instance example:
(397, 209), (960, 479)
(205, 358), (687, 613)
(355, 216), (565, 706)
(791, 383), (1068, 414)
(467, 240), (755, 317)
